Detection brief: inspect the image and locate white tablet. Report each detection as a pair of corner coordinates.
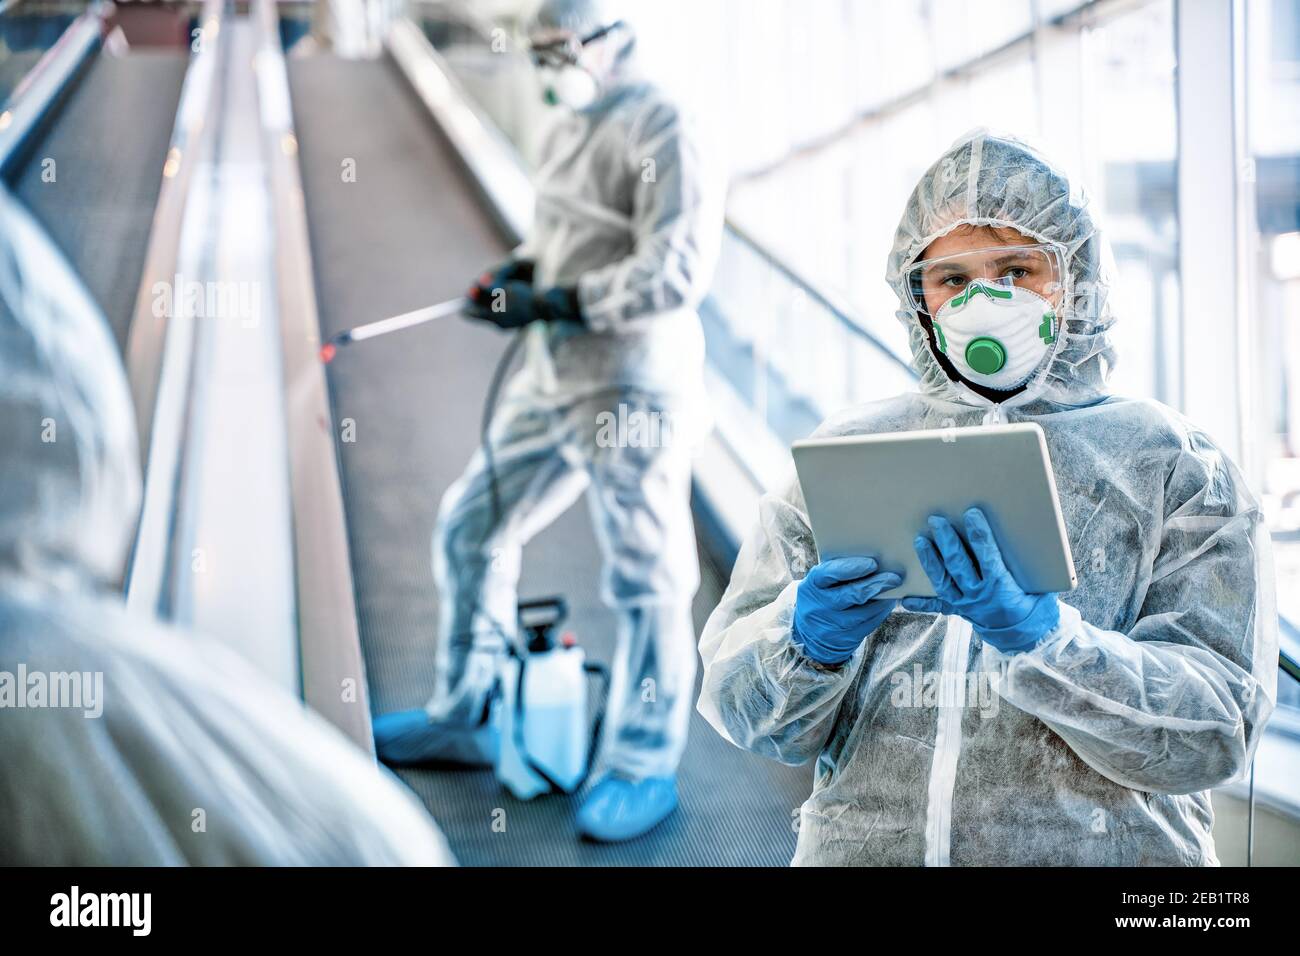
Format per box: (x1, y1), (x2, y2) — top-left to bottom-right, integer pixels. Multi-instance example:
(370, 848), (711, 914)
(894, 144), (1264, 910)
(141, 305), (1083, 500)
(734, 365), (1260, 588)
(792, 422), (1076, 599)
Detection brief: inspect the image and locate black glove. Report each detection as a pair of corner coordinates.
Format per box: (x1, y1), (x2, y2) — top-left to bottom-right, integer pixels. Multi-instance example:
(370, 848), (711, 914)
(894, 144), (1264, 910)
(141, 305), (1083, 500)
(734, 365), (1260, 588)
(466, 259), (534, 314)
(471, 259), (535, 295)
(465, 278), (582, 330)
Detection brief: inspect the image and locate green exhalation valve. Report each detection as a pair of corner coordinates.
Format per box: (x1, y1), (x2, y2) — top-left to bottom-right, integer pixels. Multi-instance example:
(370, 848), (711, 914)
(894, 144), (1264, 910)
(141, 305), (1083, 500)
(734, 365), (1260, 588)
(965, 336), (1006, 375)
(1039, 311), (1056, 345)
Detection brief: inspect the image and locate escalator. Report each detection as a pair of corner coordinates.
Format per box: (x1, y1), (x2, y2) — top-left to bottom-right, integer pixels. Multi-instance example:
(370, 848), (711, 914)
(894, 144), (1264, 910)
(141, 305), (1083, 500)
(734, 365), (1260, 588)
(286, 40), (813, 865)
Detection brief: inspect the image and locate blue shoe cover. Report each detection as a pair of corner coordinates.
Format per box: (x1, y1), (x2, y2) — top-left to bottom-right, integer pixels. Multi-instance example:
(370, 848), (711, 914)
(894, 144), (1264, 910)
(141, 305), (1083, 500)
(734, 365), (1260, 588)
(575, 775), (678, 842)
(372, 708), (498, 768)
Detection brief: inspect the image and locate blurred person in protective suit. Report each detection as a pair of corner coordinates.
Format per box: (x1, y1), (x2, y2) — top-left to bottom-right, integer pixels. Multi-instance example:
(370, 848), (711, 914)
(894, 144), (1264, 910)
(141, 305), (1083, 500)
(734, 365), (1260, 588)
(0, 184), (454, 866)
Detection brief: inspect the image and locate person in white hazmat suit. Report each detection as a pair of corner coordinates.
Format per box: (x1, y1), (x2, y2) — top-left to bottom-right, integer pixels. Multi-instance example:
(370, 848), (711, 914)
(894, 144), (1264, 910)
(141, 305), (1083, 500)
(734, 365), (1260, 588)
(371, 0), (723, 843)
(697, 128), (1278, 866)
(0, 185), (454, 866)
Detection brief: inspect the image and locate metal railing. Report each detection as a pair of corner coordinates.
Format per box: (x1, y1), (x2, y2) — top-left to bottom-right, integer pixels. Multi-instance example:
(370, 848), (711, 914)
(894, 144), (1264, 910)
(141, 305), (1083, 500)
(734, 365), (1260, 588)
(723, 218), (915, 377)
(0, 2), (102, 177)
(706, 222), (917, 448)
(123, 0), (224, 619)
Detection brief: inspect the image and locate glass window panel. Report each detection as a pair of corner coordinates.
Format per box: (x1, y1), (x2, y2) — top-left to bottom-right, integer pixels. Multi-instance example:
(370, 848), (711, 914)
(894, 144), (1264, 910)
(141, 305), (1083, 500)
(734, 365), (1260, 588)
(961, 53), (1039, 137)
(1078, 0), (1178, 402)
(929, 0), (1033, 71)
(858, 0), (934, 109)
(1246, 0), (1300, 632)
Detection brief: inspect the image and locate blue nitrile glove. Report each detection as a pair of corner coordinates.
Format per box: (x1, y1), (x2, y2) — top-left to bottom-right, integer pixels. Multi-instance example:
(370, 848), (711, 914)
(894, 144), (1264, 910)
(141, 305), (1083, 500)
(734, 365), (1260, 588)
(901, 507), (1060, 653)
(465, 278), (582, 330)
(792, 556), (901, 665)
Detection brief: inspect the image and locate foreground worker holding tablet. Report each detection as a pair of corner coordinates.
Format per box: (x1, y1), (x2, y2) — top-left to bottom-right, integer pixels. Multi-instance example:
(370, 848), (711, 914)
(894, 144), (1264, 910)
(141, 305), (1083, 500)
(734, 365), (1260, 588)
(696, 128), (1278, 867)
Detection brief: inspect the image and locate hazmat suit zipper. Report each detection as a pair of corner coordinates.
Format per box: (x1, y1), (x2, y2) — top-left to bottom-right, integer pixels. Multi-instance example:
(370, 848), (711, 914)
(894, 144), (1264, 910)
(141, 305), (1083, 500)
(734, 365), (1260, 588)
(922, 400), (1004, 865)
(923, 614), (973, 866)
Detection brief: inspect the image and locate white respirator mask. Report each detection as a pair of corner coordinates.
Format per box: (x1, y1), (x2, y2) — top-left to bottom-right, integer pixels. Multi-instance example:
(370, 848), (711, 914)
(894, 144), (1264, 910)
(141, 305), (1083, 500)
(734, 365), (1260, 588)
(531, 21), (625, 111)
(539, 64), (599, 110)
(931, 279), (1058, 391)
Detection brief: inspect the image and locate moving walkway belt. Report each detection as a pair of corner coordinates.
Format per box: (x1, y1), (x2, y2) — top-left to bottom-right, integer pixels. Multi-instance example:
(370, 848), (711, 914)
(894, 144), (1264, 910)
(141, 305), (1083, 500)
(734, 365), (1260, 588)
(8, 50), (187, 353)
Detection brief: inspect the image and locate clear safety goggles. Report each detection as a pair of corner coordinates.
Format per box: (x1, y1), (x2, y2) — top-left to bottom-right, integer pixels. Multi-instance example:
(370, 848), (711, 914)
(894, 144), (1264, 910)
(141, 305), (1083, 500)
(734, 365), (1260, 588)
(902, 242), (1066, 316)
(528, 21), (624, 68)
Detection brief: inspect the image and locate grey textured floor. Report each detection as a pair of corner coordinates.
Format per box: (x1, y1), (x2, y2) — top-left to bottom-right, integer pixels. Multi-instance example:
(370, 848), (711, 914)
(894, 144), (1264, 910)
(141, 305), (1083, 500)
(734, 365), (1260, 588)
(290, 53), (812, 866)
(8, 51), (188, 353)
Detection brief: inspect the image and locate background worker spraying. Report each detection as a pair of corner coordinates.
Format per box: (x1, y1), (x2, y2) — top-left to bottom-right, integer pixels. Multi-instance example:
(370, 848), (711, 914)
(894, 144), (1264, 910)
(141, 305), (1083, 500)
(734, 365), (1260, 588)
(371, 0), (723, 844)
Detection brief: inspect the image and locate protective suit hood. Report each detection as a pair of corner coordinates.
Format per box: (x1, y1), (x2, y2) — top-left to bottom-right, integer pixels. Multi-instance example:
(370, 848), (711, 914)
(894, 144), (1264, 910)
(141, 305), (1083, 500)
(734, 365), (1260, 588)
(0, 186), (141, 588)
(885, 128), (1119, 412)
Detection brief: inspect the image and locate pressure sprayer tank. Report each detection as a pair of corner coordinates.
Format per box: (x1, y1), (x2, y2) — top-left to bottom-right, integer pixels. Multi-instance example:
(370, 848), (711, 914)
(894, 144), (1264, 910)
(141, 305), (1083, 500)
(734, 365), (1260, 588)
(495, 599), (590, 801)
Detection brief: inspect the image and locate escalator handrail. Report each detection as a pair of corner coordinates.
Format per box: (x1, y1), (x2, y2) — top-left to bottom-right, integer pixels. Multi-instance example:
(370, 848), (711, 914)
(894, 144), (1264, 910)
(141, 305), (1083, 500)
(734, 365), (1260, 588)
(123, 0), (225, 619)
(0, 2), (104, 177)
(124, 0), (224, 462)
(387, 15), (533, 245)
(1280, 614), (1300, 684)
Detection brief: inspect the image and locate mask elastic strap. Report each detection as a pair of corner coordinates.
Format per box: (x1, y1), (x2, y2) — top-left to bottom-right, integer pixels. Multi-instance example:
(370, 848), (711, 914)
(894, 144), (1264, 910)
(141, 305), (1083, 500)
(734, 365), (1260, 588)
(578, 20), (625, 46)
